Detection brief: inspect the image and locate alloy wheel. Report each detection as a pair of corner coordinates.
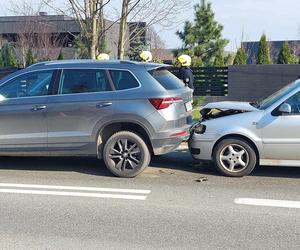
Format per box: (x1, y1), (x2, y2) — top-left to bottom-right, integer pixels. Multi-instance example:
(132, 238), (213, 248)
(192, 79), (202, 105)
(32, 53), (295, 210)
(109, 138), (141, 171)
(219, 144), (249, 173)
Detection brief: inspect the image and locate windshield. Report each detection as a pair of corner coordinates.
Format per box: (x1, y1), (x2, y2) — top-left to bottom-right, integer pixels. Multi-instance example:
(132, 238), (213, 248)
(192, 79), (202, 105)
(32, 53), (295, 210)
(255, 80), (300, 110)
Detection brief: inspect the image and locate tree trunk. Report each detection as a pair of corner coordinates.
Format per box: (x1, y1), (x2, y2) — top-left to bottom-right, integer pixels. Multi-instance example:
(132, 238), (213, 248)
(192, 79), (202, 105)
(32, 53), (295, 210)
(90, 1), (98, 59)
(118, 0), (129, 59)
(97, 0), (105, 52)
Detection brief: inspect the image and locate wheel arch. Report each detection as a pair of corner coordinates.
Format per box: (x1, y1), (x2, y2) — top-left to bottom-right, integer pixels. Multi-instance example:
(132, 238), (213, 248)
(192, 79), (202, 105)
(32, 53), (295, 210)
(212, 134), (260, 161)
(97, 121), (153, 158)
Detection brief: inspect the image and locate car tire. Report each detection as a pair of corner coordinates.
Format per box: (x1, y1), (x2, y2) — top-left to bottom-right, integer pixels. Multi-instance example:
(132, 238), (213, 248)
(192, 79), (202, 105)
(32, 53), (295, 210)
(103, 131), (150, 178)
(213, 138), (257, 177)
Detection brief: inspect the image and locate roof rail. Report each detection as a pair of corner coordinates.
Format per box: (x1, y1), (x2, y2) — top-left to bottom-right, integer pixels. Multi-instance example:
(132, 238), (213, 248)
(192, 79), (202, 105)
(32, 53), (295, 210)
(26, 62), (48, 68)
(120, 60), (139, 65)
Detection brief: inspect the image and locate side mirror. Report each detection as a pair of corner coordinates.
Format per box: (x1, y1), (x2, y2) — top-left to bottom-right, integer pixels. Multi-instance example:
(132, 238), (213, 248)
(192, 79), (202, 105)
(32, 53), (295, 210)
(278, 103), (292, 114)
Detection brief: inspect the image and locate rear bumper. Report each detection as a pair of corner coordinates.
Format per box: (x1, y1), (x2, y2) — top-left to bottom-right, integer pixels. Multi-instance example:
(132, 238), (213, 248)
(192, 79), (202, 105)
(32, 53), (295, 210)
(152, 134), (189, 155)
(149, 115), (193, 155)
(151, 122), (191, 155)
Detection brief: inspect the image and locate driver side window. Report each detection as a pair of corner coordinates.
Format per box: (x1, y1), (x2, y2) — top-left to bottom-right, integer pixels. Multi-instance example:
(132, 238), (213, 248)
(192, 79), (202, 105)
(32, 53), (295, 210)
(0, 70), (54, 99)
(285, 92), (300, 114)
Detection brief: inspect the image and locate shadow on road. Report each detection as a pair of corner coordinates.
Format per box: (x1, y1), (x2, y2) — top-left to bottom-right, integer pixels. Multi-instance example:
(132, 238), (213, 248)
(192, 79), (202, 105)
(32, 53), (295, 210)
(251, 165), (300, 178)
(151, 149), (300, 179)
(0, 149), (299, 179)
(0, 156), (112, 177)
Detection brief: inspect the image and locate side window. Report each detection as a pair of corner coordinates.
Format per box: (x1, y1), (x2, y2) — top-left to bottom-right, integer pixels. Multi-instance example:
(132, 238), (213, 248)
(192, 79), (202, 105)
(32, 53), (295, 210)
(0, 70), (54, 99)
(59, 69), (111, 94)
(109, 70), (139, 90)
(285, 92), (300, 114)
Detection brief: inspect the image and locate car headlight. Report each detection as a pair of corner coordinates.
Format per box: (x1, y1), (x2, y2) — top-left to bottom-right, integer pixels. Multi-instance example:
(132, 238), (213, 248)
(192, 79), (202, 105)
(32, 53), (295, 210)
(190, 123), (206, 134)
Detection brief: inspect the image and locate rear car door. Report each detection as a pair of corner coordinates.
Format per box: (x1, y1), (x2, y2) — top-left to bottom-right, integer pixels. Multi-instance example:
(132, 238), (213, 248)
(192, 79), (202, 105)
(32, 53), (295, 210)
(0, 70), (56, 152)
(261, 91), (300, 160)
(46, 68), (114, 155)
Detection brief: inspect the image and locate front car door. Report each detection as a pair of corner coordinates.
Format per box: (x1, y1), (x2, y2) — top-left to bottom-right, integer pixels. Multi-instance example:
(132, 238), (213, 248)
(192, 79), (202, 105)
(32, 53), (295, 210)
(261, 91), (300, 160)
(46, 68), (114, 155)
(0, 70), (56, 153)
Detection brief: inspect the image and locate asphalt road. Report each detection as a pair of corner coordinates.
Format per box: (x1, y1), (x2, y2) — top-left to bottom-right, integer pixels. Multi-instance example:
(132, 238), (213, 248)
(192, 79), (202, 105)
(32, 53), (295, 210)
(0, 144), (299, 250)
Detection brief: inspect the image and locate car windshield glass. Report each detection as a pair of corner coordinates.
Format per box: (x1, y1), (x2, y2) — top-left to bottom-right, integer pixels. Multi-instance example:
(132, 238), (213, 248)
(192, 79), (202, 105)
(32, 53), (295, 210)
(255, 80), (300, 110)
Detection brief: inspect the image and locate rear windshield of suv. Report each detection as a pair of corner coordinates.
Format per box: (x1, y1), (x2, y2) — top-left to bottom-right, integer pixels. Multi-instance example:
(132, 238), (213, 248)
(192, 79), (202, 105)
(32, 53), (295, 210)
(150, 69), (184, 90)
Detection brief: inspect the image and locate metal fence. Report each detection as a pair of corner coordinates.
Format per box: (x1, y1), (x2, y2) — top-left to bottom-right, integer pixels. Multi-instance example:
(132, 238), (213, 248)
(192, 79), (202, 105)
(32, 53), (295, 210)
(227, 65), (300, 102)
(171, 67), (228, 96)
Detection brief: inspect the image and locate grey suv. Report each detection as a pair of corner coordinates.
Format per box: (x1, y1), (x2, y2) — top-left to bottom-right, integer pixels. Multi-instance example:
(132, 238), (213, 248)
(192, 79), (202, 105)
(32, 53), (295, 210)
(0, 60), (193, 177)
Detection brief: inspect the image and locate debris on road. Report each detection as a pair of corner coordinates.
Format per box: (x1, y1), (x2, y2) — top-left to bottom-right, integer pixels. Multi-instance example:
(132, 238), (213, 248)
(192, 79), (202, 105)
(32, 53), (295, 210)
(195, 177), (208, 182)
(159, 169), (175, 175)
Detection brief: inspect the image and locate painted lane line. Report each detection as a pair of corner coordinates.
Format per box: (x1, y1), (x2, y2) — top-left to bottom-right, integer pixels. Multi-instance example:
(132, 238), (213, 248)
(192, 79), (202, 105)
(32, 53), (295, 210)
(234, 198), (300, 209)
(0, 183), (151, 194)
(0, 188), (147, 200)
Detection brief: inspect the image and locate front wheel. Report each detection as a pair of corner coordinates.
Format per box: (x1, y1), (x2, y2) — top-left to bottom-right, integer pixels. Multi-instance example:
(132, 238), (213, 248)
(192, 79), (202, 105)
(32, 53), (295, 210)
(103, 131), (150, 177)
(213, 138), (257, 177)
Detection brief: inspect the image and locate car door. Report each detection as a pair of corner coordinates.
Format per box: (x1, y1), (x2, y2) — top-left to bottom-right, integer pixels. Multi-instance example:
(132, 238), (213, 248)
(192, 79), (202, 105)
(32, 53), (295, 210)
(0, 70), (56, 152)
(261, 91), (300, 160)
(46, 68), (114, 155)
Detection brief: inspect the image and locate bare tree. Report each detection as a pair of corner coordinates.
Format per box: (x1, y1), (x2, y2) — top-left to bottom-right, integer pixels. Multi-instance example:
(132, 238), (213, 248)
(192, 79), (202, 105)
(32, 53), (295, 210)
(75, 0), (190, 59)
(8, 0), (44, 16)
(67, 0), (110, 59)
(8, 0), (65, 66)
(41, 0), (190, 60)
(117, 0), (129, 59)
(120, 0), (190, 59)
(117, 0), (142, 59)
(43, 0), (111, 59)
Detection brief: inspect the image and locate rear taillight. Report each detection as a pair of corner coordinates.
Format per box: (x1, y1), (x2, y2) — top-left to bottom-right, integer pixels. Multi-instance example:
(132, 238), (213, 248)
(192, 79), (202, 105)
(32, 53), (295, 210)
(170, 131), (188, 137)
(149, 97), (182, 110)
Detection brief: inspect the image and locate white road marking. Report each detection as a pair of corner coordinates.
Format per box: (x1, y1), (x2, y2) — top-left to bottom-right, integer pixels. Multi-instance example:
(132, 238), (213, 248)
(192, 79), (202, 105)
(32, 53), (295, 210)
(234, 198), (300, 209)
(0, 183), (151, 194)
(0, 188), (147, 200)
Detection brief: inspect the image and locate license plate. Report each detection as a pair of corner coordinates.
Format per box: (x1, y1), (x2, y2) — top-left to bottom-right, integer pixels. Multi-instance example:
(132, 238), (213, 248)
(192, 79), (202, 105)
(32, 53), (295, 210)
(185, 101), (193, 112)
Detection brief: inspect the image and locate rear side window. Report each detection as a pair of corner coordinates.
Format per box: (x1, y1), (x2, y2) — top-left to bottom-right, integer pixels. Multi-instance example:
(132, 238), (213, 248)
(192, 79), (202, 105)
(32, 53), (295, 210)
(59, 69), (111, 94)
(109, 70), (139, 90)
(150, 69), (184, 90)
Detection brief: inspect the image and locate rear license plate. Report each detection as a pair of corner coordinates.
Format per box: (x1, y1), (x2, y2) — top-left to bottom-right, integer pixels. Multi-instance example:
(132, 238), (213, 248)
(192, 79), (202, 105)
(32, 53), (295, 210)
(185, 101), (193, 112)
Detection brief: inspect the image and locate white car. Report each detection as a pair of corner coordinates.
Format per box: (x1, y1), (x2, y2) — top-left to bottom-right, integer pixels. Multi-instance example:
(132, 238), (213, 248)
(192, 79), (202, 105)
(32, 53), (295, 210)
(189, 80), (300, 177)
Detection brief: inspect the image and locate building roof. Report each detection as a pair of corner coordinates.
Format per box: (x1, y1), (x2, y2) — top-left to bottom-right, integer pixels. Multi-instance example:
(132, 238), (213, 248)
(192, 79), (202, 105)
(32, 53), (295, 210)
(0, 15), (81, 34)
(242, 40), (300, 64)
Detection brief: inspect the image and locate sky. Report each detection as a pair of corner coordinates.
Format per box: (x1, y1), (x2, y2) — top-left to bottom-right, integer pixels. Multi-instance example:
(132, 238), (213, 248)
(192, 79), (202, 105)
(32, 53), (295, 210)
(0, 0), (299, 51)
(164, 0), (300, 51)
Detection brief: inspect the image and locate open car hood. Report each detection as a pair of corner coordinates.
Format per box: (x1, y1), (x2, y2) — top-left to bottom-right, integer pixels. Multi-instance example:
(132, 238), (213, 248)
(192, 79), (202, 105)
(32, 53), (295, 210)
(200, 101), (258, 121)
(202, 101), (258, 111)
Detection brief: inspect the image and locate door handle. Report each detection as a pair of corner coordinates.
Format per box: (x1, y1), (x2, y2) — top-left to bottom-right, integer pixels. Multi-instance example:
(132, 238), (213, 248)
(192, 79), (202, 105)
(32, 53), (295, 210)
(96, 102), (112, 108)
(31, 105), (47, 111)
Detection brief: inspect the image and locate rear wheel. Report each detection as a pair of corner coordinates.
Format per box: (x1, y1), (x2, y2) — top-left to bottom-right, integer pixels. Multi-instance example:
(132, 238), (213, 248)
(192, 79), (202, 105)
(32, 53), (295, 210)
(213, 138), (257, 177)
(103, 131), (150, 177)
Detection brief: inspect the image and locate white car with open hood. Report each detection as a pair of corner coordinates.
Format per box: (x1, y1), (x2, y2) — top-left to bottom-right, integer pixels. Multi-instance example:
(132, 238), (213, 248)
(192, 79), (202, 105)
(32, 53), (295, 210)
(189, 80), (300, 177)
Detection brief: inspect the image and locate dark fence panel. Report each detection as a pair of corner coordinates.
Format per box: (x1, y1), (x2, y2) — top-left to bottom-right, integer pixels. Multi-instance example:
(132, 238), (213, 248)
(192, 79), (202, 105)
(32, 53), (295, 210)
(0, 67), (18, 80)
(171, 67), (228, 96)
(228, 65), (300, 102)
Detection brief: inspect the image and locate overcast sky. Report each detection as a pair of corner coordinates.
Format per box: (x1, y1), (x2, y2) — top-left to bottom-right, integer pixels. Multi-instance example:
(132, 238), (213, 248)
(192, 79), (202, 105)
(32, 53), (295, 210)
(0, 0), (299, 51)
